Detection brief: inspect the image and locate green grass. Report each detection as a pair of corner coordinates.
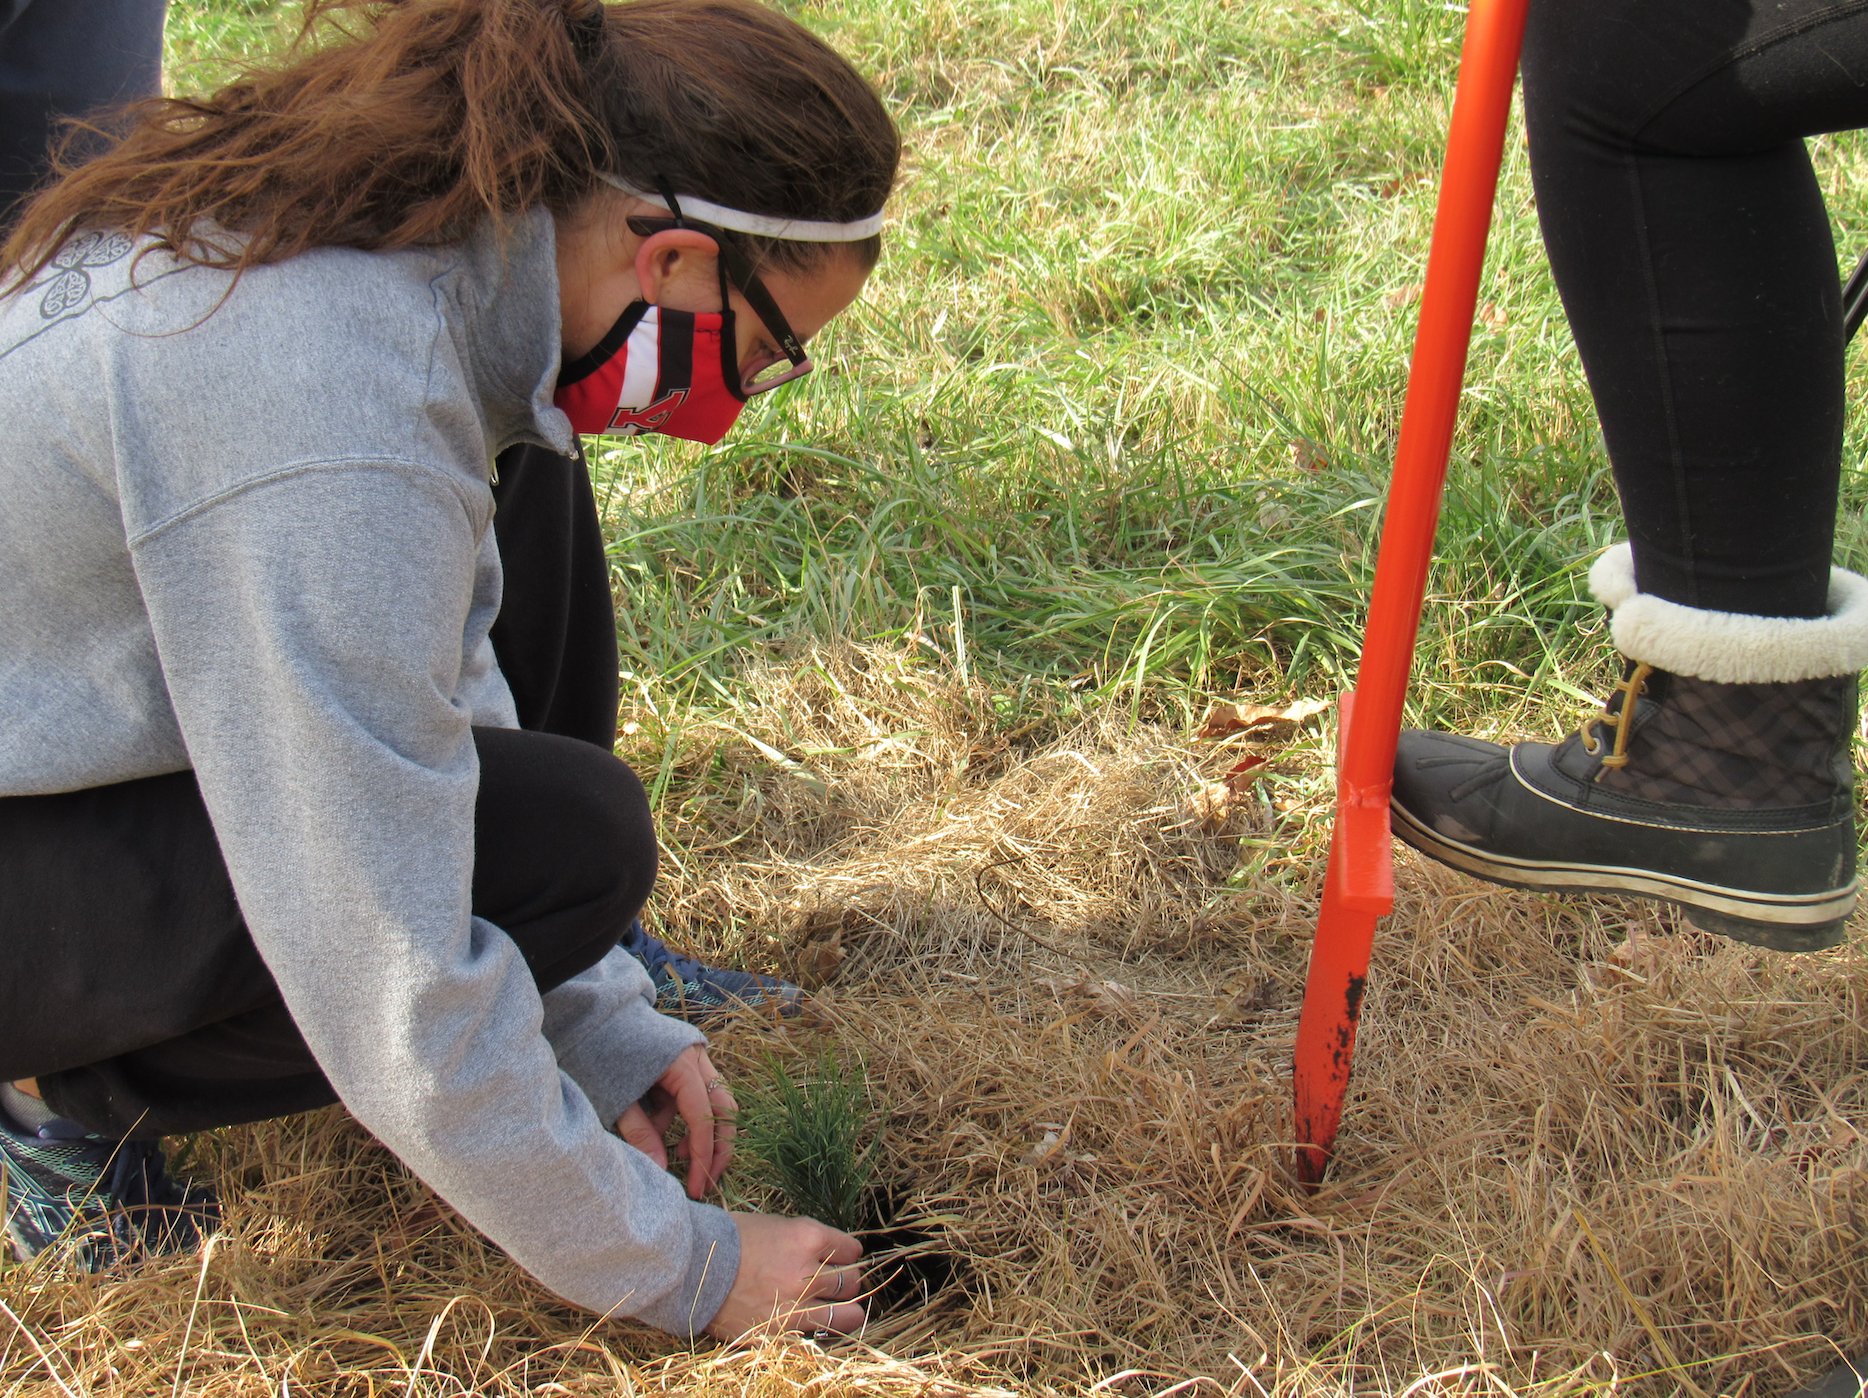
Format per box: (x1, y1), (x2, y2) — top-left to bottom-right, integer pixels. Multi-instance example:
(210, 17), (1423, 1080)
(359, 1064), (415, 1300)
(164, 0), (1868, 741)
(165, 0), (299, 90)
(570, 0), (1868, 742)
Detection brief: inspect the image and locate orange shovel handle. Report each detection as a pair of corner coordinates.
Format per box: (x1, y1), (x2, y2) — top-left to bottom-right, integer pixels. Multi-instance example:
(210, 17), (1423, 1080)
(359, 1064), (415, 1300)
(1291, 0), (1533, 1187)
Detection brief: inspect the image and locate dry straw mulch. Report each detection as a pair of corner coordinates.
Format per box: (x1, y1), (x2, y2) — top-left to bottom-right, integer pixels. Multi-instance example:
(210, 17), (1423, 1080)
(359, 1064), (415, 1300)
(4, 646), (1864, 1396)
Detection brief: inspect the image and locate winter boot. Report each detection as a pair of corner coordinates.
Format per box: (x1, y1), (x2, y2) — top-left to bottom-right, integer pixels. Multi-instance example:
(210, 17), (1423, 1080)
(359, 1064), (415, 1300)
(1390, 543), (1867, 952)
(1785, 1353), (1867, 1398)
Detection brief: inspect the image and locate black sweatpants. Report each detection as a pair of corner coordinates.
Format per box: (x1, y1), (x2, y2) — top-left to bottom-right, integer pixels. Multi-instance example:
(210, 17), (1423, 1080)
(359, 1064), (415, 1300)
(1525, 0), (1868, 618)
(1, 444), (637, 1139)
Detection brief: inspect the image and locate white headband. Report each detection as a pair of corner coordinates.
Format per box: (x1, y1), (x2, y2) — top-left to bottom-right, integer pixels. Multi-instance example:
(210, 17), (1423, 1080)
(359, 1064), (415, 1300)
(596, 172), (885, 242)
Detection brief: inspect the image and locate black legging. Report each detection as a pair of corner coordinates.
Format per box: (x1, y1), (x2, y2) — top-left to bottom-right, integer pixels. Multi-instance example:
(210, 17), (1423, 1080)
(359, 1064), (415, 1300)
(0, 0), (167, 223)
(1, 444), (641, 1139)
(1524, 0), (1868, 619)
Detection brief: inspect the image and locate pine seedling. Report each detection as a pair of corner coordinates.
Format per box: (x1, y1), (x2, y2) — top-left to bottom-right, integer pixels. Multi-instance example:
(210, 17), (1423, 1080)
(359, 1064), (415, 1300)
(733, 1050), (885, 1233)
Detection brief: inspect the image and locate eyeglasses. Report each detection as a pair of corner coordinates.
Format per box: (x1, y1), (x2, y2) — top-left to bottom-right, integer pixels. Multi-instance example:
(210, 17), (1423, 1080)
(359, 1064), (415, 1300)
(626, 209), (813, 396)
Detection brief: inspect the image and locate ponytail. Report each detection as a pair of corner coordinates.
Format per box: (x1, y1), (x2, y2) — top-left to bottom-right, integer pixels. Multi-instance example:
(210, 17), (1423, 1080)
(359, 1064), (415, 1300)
(0, 0), (899, 288)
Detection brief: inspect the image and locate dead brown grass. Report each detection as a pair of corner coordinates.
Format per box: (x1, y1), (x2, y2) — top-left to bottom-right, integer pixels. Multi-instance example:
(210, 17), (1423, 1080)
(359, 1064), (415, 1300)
(5, 645), (1864, 1396)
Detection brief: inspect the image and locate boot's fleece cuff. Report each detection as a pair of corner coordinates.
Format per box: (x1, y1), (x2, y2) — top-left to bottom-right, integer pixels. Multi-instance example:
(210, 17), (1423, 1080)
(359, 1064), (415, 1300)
(1589, 542), (1868, 683)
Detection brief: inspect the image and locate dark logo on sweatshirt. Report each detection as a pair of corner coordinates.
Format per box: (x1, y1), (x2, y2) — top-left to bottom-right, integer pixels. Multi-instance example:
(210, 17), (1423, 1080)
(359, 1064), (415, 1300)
(38, 231), (133, 319)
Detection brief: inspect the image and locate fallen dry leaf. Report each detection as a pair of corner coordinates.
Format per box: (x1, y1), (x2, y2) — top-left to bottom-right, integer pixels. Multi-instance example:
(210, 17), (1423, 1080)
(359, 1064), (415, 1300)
(1039, 976), (1137, 1016)
(1024, 1129), (1065, 1165)
(1206, 979), (1276, 1029)
(1198, 696), (1331, 740)
(1384, 283), (1423, 310)
(1478, 302), (1508, 331)
(798, 927), (846, 989)
(1186, 755), (1268, 829)
(1225, 754), (1267, 783)
(1199, 702), (1282, 738)
(1187, 781), (1235, 828)
(1256, 500), (1295, 531)
(1288, 438), (1328, 473)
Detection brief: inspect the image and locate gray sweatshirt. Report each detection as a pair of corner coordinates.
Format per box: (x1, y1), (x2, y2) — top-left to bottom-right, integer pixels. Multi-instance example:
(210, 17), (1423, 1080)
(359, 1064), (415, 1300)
(0, 209), (740, 1334)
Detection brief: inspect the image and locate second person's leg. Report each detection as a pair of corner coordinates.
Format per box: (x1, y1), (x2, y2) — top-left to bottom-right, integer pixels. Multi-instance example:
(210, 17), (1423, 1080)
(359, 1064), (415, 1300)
(1522, 0), (1868, 616)
(1392, 0), (1868, 949)
(0, 0), (167, 222)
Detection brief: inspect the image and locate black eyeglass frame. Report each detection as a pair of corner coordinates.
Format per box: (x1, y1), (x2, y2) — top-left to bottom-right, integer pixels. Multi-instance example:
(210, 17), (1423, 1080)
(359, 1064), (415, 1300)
(626, 200), (813, 396)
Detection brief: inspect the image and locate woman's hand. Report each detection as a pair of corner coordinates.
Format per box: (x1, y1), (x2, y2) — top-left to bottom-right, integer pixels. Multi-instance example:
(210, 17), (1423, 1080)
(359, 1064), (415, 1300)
(616, 1045), (735, 1198)
(704, 1212), (866, 1340)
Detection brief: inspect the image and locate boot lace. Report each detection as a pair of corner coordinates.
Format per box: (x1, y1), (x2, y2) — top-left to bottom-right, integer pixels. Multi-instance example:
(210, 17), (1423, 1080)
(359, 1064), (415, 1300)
(1577, 662), (1654, 780)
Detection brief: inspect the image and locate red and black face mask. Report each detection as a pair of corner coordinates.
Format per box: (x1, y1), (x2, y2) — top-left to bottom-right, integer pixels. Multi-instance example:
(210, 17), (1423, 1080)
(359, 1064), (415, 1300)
(553, 300), (748, 444)
(553, 181), (822, 446)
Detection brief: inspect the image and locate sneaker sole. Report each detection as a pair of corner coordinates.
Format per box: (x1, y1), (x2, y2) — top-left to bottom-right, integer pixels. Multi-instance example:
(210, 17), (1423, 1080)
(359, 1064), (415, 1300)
(1390, 798), (1856, 953)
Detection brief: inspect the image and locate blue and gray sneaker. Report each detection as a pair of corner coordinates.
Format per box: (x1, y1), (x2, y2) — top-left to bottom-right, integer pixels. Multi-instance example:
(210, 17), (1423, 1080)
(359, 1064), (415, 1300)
(619, 918), (803, 1026)
(1, 1102), (218, 1270)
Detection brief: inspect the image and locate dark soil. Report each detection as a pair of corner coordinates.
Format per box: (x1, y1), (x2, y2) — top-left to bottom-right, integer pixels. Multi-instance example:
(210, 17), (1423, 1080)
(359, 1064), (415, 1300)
(856, 1185), (963, 1315)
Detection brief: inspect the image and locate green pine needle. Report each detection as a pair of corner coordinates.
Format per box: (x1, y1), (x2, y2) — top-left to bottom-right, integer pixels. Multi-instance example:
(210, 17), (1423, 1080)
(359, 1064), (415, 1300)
(732, 1051), (887, 1234)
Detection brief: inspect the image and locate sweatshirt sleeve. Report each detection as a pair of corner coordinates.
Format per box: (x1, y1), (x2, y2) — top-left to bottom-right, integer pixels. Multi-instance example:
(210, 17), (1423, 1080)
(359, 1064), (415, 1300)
(127, 458), (738, 1335)
(541, 944), (705, 1129)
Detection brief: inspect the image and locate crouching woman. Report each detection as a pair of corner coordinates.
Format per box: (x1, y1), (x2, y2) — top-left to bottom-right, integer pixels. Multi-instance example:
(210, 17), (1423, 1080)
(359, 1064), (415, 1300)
(0, 0), (895, 1341)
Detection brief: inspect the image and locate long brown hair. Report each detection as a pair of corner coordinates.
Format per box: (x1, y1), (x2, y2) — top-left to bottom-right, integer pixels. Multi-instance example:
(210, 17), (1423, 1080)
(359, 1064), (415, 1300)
(0, 0), (899, 288)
